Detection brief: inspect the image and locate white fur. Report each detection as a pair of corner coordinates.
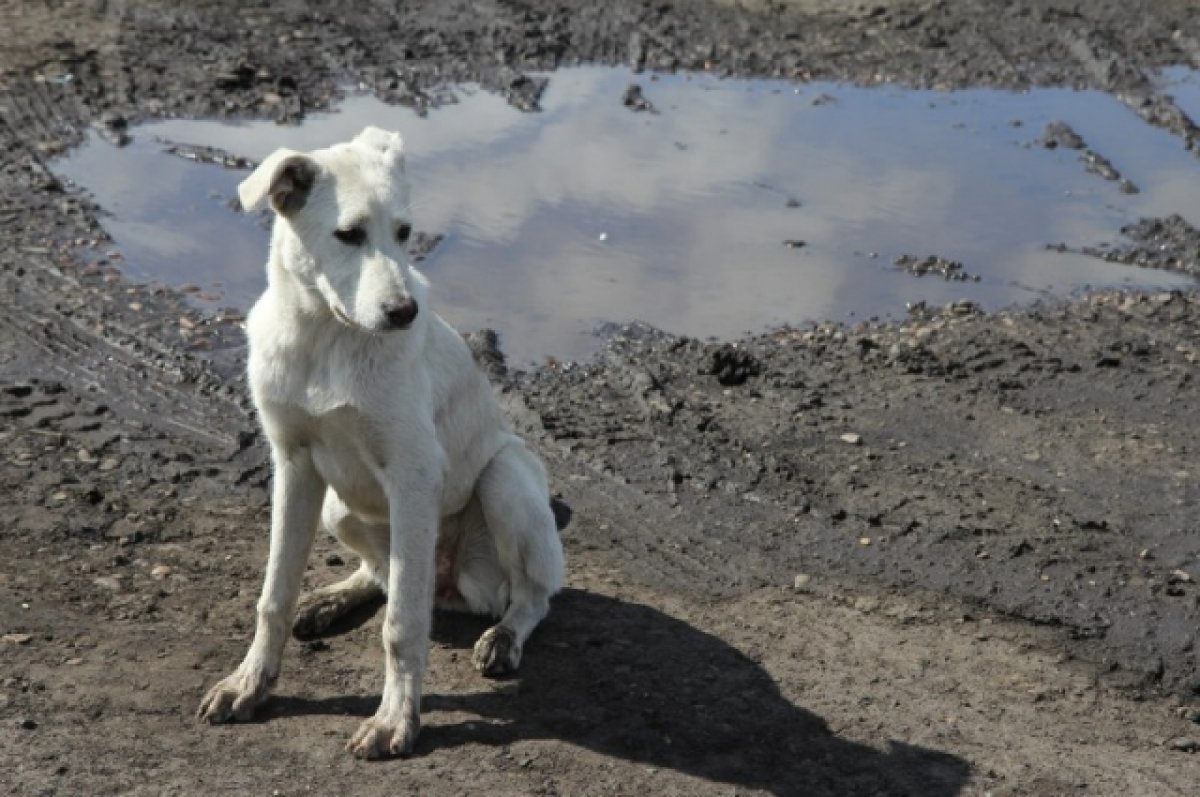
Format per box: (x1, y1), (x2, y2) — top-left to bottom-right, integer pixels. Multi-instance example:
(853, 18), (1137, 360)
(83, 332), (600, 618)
(197, 126), (565, 759)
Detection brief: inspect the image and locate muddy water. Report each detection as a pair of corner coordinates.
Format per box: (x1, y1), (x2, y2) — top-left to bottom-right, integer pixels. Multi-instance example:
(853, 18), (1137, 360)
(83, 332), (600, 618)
(53, 67), (1198, 363)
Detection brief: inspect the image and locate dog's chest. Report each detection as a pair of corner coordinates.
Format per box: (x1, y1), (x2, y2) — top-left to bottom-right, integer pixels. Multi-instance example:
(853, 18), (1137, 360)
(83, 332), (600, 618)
(307, 411), (390, 520)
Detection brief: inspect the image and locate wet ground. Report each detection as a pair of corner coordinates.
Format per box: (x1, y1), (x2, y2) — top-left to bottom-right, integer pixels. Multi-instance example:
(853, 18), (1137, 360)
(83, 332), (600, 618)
(52, 67), (1199, 362)
(3, 2), (1200, 796)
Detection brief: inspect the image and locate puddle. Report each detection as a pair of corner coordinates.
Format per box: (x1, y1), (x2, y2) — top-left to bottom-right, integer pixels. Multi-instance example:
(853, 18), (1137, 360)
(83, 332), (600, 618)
(52, 67), (1199, 363)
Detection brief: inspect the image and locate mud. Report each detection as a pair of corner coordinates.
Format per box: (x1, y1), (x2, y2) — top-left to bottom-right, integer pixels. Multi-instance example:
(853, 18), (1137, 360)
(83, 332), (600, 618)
(4, 1), (1200, 795)
(1065, 214), (1200, 278)
(894, 254), (980, 282)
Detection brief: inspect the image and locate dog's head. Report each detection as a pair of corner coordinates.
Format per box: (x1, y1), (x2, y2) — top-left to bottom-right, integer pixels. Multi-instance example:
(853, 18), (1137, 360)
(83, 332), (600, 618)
(239, 126), (427, 332)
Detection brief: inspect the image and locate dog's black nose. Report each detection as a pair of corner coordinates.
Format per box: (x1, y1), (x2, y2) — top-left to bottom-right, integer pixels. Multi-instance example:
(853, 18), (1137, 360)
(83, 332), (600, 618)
(381, 298), (419, 329)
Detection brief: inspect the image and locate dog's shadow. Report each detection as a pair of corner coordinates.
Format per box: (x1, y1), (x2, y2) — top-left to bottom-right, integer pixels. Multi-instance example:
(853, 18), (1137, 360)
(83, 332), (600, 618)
(271, 589), (969, 795)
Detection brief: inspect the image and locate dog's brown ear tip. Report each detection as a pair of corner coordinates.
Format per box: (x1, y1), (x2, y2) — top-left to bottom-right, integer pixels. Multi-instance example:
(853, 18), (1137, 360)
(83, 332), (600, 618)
(237, 148), (317, 214)
(268, 159), (317, 216)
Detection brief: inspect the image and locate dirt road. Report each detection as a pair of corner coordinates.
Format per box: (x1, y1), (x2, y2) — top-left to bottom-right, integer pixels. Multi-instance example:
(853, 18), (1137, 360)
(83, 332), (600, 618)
(2, 2), (1200, 795)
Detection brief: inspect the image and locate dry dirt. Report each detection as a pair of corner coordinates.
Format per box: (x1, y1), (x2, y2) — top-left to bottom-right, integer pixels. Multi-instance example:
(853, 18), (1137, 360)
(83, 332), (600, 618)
(3, 2), (1200, 795)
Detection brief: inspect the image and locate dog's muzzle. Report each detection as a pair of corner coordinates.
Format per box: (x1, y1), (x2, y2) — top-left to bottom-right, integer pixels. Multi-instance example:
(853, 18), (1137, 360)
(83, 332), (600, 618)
(380, 298), (419, 330)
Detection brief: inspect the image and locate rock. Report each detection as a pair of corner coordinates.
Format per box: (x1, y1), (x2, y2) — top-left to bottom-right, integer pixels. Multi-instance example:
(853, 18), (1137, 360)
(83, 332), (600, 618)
(622, 83), (654, 112)
(792, 573), (812, 591)
(854, 596), (879, 612)
(94, 112), (131, 147)
(1168, 569), (1193, 584)
(1167, 736), (1199, 752)
(150, 564), (172, 579)
(840, 433), (862, 445)
(894, 254), (977, 282)
(706, 345), (760, 386)
(1175, 706), (1200, 723)
(1041, 121), (1085, 150)
(93, 576), (122, 592)
(3, 633), (33, 645)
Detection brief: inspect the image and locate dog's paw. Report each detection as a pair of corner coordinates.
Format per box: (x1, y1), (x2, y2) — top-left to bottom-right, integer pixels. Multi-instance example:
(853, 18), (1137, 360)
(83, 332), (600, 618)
(196, 669), (270, 724)
(472, 625), (522, 677)
(293, 593), (350, 640)
(346, 712), (420, 760)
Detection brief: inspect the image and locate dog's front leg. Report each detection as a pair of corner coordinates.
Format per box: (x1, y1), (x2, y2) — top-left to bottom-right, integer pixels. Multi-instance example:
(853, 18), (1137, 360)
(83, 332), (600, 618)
(346, 459), (442, 759)
(198, 445), (325, 723)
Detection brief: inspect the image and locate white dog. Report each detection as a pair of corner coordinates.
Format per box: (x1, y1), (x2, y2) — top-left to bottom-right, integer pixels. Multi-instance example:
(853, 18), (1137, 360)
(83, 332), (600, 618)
(196, 127), (565, 759)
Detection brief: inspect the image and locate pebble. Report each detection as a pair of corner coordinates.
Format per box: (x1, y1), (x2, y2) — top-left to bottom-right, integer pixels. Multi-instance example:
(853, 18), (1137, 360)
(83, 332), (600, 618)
(3, 633), (33, 645)
(1167, 736), (1199, 752)
(151, 564), (172, 579)
(1168, 569), (1193, 584)
(840, 433), (862, 445)
(792, 573), (812, 591)
(1176, 706), (1200, 723)
(854, 596), (880, 612)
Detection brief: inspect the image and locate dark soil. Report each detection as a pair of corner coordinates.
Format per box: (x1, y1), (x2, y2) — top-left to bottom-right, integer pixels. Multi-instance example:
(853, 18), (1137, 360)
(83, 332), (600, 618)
(3, 2), (1200, 795)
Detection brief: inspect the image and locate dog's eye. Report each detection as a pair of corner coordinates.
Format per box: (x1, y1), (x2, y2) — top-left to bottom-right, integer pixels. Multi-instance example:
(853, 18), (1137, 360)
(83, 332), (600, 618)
(334, 227), (366, 246)
(396, 223), (413, 245)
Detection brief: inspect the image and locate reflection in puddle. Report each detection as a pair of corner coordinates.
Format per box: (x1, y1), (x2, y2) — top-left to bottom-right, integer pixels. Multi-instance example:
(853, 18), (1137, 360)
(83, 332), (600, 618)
(53, 67), (1198, 363)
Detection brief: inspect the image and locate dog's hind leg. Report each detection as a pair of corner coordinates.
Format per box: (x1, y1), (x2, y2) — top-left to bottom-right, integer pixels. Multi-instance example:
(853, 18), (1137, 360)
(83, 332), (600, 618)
(470, 441), (565, 677)
(293, 490), (386, 639)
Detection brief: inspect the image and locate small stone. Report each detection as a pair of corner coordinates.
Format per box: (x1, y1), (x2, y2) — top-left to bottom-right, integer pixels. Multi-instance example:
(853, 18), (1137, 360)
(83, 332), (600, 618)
(151, 564), (172, 579)
(98, 458), (120, 471)
(93, 576), (122, 592)
(859, 537), (872, 546)
(621, 83), (654, 112)
(3, 633), (33, 645)
(840, 433), (862, 446)
(1167, 736), (1199, 752)
(792, 573), (812, 591)
(854, 596), (879, 612)
(1169, 569), (1193, 584)
(65, 657), (84, 666)
(77, 448), (96, 463)
(1140, 548), (1154, 560)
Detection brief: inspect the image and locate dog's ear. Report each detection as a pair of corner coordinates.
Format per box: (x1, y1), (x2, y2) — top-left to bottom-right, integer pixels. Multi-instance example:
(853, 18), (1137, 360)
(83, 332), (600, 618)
(238, 148), (318, 215)
(353, 126), (405, 174)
